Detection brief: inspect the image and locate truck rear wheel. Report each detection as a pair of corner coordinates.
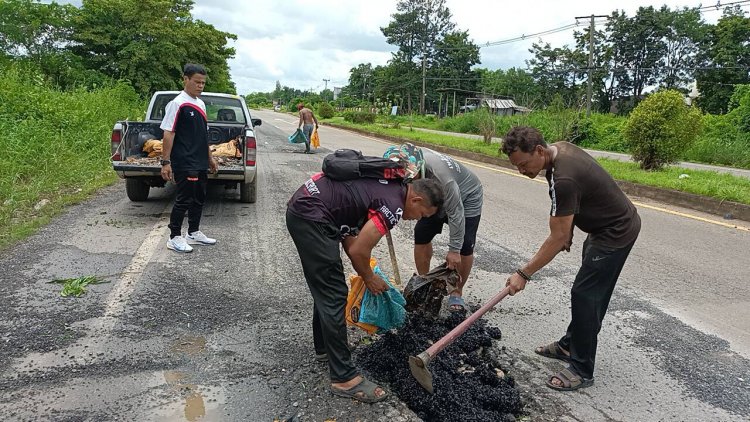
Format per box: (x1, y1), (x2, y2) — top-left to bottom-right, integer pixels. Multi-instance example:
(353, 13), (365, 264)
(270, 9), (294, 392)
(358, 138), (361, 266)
(240, 177), (257, 203)
(126, 179), (150, 202)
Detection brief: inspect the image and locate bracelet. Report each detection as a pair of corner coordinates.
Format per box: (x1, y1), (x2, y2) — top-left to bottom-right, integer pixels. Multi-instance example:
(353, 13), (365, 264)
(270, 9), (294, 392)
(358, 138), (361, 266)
(516, 269), (531, 282)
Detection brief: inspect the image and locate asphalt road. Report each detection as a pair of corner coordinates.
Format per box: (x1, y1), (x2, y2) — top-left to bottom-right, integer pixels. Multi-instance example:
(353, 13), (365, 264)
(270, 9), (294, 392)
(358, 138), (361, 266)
(0, 108), (748, 421)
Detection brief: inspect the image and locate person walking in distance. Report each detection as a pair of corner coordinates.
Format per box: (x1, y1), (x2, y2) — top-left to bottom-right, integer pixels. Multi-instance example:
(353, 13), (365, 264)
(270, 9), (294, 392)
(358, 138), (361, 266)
(502, 126), (641, 391)
(297, 103), (319, 154)
(160, 63), (219, 253)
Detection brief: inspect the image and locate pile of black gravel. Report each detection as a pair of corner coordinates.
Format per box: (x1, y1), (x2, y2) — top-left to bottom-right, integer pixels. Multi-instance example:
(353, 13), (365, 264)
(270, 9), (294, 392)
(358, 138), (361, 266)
(355, 312), (523, 422)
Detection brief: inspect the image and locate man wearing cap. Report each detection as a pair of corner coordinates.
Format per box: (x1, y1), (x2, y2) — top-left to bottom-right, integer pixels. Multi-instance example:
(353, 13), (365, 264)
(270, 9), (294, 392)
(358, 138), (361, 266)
(385, 144), (484, 312)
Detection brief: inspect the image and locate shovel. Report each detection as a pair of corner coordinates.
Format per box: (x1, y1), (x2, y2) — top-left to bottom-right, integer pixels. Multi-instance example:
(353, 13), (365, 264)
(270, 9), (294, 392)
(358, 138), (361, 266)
(408, 286), (511, 393)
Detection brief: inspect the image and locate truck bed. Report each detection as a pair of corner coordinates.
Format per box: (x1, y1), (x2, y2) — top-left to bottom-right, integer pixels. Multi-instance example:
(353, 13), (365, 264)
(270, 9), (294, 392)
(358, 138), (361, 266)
(113, 121), (246, 178)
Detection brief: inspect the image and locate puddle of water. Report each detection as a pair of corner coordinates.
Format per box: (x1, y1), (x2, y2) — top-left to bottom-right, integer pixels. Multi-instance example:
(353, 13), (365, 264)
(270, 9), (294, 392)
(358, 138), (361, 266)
(160, 370), (225, 422)
(170, 335), (207, 356)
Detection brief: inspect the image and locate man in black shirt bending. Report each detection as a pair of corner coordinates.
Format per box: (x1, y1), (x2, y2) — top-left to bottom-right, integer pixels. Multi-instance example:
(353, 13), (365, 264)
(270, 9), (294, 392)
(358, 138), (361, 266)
(287, 173), (444, 403)
(502, 126), (640, 391)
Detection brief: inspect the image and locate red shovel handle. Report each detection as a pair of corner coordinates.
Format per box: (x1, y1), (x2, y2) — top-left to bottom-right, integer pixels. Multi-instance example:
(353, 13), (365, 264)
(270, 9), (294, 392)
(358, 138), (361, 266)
(424, 287), (511, 358)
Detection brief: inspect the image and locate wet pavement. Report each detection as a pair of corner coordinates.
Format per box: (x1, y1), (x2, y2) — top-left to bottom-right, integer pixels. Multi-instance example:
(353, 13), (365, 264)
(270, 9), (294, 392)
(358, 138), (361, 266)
(0, 110), (748, 421)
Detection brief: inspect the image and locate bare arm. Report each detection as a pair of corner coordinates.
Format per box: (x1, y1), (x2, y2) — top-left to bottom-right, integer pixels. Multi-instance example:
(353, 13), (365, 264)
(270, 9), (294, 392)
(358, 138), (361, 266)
(160, 130), (175, 181)
(162, 130), (174, 160)
(298, 111), (303, 128)
(346, 220), (389, 295)
(506, 214), (574, 295)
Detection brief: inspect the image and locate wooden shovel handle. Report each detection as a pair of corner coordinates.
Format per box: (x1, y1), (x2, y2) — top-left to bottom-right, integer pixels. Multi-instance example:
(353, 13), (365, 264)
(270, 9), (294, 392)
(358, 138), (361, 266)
(424, 287), (511, 358)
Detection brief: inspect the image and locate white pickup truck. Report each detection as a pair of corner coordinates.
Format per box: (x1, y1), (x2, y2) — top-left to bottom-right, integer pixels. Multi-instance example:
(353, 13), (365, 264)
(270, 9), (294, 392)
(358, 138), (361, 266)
(110, 91), (261, 203)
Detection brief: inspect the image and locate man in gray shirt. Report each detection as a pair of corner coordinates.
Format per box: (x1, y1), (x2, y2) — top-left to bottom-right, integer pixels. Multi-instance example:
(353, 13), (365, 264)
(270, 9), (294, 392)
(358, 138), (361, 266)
(385, 144), (483, 312)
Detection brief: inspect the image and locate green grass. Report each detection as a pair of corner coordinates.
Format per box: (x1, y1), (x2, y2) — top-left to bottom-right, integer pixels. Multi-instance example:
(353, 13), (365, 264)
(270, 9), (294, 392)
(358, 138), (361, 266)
(48, 275), (108, 297)
(597, 159), (750, 205)
(0, 64), (145, 250)
(326, 118), (750, 206)
(325, 117), (502, 157)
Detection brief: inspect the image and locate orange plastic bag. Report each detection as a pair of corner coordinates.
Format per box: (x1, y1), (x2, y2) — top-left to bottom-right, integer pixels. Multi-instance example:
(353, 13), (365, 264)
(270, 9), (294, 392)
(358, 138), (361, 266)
(345, 258), (379, 334)
(311, 129), (320, 148)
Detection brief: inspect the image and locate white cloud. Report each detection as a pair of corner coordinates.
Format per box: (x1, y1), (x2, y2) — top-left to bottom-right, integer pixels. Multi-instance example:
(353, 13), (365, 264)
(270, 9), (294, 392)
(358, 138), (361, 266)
(53, 0), (739, 94)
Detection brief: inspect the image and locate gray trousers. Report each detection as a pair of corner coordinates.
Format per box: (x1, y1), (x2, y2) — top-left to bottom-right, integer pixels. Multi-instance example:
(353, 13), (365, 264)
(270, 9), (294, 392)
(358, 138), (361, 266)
(302, 124), (314, 152)
(286, 210), (357, 383)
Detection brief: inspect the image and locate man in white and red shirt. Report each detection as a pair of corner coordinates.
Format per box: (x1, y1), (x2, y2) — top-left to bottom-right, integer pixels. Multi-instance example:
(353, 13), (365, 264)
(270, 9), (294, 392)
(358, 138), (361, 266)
(286, 173), (444, 403)
(159, 63), (218, 253)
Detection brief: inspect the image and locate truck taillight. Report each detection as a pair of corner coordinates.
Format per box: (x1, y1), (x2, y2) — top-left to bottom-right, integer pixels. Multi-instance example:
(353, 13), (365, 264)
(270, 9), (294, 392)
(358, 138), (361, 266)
(111, 128), (122, 161)
(245, 136), (257, 166)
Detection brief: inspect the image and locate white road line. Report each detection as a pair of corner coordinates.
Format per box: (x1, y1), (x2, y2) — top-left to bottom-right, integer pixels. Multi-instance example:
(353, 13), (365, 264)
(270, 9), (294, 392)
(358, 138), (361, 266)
(100, 217), (169, 329)
(14, 205), (171, 372)
(274, 118), (296, 125)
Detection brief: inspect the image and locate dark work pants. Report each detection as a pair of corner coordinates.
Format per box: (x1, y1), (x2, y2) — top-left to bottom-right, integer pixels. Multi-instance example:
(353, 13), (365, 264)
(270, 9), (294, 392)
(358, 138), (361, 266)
(169, 171), (207, 238)
(285, 210), (357, 383)
(558, 235), (637, 379)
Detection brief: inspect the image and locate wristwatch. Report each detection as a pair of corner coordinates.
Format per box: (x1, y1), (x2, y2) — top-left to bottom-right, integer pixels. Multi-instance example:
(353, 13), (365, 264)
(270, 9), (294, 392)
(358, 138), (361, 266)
(160, 159), (171, 166)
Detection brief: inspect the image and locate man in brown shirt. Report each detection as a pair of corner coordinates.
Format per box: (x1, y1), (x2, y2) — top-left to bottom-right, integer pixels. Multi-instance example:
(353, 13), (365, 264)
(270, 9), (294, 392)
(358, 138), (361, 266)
(501, 126), (641, 391)
(297, 103), (319, 154)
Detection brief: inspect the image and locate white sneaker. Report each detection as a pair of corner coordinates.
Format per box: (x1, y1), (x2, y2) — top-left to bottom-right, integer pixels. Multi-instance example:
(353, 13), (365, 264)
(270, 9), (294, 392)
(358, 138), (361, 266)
(187, 230), (217, 245)
(167, 236), (193, 253)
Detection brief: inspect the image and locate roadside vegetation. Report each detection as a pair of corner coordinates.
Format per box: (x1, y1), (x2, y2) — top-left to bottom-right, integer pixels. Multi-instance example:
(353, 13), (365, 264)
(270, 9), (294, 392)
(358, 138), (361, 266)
(0, 0), (234, 250)
(0, 64), (144, 249)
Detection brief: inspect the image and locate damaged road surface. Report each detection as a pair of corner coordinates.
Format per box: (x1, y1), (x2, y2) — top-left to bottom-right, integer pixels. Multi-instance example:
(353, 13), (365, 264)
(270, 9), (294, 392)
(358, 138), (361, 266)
(1, 108), (750, 421)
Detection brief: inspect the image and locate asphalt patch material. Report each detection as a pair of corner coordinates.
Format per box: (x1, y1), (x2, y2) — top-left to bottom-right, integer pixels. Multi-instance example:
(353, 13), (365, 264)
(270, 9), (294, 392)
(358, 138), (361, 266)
(355, 311), (523, 421)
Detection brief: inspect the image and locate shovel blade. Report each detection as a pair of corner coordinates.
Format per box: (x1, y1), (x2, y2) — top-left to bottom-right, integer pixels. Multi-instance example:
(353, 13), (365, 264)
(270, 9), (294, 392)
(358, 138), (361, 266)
(408, 354), (434, 394)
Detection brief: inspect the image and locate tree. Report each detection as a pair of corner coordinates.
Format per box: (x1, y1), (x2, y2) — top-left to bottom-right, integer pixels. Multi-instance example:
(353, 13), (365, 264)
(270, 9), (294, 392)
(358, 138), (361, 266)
(0, 0), (76, 61)
(347, 63), (374, 102)
(477, 67), (538, 111)
(610, 7), (669, 101)
(695, 7), (750, 114)
(526, 42), (585, 106)
(431, 30), (480, 114)
(381, 0), (456, 113)
(70, 0), (236, 96)
(658, 6), (704, 90)
(624, 90), (702, 170)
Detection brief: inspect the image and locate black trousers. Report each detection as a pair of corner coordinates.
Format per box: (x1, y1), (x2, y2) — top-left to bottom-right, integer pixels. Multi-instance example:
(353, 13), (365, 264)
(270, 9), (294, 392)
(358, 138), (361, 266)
(169, 171), (207, 238)
(558, 235), (637, 379)
(285, 210), (357, 383)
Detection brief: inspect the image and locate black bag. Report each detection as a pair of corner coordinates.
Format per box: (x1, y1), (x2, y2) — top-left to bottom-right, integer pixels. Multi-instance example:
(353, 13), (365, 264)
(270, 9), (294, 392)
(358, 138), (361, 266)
(322, 149), (406, 181)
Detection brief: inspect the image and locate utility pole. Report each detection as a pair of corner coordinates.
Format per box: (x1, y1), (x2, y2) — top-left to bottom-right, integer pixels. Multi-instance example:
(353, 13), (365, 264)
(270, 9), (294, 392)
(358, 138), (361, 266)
(421, 54), (426, 115)
(322, 78), (330, 90)
(575, 14), (608, 117)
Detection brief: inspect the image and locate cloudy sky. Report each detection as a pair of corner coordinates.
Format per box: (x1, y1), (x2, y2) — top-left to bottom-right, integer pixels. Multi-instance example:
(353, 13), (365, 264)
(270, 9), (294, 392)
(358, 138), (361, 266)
(59, 0), (738, 94)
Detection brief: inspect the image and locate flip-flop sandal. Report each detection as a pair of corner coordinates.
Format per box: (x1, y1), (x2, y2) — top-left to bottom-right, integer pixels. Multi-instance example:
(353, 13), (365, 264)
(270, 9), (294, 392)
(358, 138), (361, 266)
(447, 295), (466, 312)
(534, 341), (572, 363)
(546, 367), (594, 391)
(330, 377), (389, 403)
(315, 353), (328, 362)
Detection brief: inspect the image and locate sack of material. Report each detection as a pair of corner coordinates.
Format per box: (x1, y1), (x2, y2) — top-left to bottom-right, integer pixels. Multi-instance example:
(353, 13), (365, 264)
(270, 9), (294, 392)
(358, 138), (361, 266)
(403, 263), (460, 316)
(346, 263), (379, 335)
(210, 139), (242, 158)
(346, 258), (406, 334)
(360, 277), (406, 332)
(322, 149), (407, 181)
(311, 129), (320, 148)
(288, 128), (307, 144)
(142, 139), (163, 158)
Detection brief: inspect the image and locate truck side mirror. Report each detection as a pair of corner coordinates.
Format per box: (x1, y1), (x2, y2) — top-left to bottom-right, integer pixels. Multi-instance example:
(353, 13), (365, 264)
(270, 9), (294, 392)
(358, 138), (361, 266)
(251, 118), (262, 127)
